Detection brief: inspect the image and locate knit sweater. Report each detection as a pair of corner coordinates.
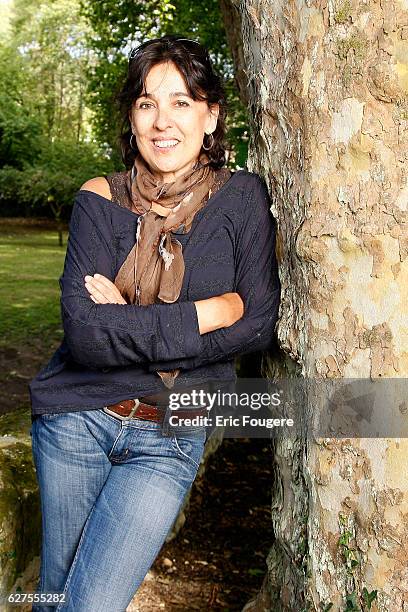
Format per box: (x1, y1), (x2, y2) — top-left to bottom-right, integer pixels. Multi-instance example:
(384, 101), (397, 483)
(29, 170), (281, 416)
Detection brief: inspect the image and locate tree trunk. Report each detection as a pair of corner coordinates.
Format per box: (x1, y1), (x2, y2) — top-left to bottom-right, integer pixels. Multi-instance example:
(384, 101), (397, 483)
(221, 1), (408, 610)
(58, 224), (63, 248)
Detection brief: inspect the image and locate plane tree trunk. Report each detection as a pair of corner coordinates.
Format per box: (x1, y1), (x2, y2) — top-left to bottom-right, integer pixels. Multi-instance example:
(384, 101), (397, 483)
(220, 0), (408, 609)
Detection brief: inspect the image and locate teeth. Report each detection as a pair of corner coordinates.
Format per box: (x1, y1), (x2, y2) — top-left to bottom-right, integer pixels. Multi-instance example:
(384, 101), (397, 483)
(153, 140), (179, 148)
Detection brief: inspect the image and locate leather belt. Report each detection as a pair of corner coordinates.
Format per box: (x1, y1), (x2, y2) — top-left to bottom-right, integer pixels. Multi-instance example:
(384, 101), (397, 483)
(103, 398), (208, 422)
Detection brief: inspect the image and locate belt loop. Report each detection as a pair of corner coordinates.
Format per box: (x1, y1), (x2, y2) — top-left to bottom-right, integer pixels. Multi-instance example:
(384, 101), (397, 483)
(128, 398), (140, 418)
(161, 405), (174, 437)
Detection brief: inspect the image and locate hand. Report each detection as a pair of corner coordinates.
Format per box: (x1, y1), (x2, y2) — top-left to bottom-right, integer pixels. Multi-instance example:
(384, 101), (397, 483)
(84, 274), (127, 305)
(194, 292), (244, 334)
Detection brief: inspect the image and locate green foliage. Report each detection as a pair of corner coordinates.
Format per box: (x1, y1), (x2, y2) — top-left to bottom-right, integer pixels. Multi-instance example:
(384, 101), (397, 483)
(9, 0), (91, 141)
(162, 0), (231, 74)
(0, 139), (114, 219)
(362, 588), (378, 610)
(337, 516), (379, 612)
(0, 0), (115, 219)
(338, 529), (360, 573)
(344, 592), (360, 612)
(0, 45), (43, 168)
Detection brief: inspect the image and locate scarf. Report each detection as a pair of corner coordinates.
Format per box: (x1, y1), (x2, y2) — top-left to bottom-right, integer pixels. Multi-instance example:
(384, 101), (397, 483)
(114, 152), (218, 389)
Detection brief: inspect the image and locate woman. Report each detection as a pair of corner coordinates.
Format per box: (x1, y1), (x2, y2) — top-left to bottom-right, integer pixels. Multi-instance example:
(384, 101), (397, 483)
(29, 35), (280, 611)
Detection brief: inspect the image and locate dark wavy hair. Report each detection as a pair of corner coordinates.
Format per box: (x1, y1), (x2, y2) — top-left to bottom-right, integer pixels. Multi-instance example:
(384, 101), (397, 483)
(116, 35), (228, 169)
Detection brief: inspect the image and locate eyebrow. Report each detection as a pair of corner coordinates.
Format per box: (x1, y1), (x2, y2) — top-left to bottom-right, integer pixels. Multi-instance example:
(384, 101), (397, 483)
(137, 91), (193, 100)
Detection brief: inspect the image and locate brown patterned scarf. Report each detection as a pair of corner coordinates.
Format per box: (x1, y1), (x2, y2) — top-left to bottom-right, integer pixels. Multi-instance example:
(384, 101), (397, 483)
(114, 152), (230, 388)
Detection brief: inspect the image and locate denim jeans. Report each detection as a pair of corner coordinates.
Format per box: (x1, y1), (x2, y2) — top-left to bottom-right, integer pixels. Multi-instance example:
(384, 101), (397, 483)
(30, 407), (206, 612)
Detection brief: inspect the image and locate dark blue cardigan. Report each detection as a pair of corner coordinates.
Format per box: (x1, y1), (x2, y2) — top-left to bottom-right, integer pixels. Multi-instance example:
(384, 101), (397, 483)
(29, 170), (281, 415)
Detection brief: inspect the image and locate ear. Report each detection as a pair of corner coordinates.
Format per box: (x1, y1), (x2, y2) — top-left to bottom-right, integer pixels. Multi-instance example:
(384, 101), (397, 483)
(206, 103), (219, 134)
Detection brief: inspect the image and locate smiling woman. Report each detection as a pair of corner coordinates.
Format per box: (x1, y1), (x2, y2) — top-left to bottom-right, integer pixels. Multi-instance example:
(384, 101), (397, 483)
(29, 34), (281, 612)
(129, 61), (219, 182)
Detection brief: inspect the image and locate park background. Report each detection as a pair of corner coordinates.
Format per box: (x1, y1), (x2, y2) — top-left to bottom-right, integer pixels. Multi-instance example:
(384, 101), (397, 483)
(1, 0), (408, 611)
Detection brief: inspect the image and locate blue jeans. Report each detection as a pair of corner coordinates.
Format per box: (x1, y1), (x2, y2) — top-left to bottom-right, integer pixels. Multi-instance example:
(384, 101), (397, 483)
(30, 407), (206, 611)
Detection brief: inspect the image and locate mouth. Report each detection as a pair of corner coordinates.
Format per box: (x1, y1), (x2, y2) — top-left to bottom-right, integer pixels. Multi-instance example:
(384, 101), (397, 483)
(152, 139), (180, 150)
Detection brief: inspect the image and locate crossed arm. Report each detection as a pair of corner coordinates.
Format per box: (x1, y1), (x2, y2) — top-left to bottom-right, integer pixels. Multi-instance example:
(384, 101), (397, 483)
(61, 177), (280, 370)
(84, 274), (244, 335)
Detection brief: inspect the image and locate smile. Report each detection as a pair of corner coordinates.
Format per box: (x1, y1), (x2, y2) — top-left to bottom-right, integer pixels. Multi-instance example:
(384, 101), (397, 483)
(152, 140), (179, 149)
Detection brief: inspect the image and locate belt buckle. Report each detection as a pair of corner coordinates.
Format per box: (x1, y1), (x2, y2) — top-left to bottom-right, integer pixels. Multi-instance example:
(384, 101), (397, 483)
(103, 399), (140, 421)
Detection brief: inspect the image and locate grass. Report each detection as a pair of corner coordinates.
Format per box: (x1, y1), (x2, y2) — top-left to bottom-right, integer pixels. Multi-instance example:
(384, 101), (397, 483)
(0, 225), (68, 348)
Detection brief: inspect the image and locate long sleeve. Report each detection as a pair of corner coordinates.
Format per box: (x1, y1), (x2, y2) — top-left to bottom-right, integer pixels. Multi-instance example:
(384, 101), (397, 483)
(146, 175), (281, 372)
(60, 192), (204, 368)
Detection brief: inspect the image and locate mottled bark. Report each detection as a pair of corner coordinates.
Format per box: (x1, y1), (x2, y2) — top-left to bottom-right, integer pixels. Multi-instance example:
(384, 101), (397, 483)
(221, 0), (408, 610)
(219, 0), (249, 106)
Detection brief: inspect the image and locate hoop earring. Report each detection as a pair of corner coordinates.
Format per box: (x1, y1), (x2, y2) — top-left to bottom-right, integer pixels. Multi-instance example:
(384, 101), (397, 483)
(129, 133), (137, 151)
(202, 132), (214, 151)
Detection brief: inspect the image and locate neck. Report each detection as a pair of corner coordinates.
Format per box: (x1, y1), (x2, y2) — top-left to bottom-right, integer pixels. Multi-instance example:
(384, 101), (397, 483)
(133, 155), (203, 185)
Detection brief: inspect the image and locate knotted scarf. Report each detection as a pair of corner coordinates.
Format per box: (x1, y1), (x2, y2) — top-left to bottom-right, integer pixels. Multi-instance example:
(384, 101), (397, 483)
(113, 151), (230, 389)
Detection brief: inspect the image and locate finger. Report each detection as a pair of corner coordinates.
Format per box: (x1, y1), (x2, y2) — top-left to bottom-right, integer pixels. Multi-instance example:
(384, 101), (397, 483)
(85, 275), (126, 304)
(85, 282), (109, 304)
(93, 274), (116, 290)
(85, 274), (113, 290)
(93, 274), (126, 304)
(85, 276), (113, 300)
(88, 277), (118, 301)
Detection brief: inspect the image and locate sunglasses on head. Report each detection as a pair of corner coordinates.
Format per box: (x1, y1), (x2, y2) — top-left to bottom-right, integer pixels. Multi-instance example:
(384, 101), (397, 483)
(129, 37), (205, 61)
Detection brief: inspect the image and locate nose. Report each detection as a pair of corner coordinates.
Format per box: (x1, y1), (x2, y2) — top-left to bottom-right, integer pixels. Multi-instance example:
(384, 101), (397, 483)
(153, 107), (174, 131)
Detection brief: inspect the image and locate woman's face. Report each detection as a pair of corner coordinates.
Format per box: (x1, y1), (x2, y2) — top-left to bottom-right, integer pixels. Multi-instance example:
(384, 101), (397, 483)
(130, 61), (219, 183)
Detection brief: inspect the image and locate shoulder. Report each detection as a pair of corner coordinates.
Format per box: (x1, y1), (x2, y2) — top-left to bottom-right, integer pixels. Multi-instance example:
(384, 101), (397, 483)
(228, 170), (271, 214)
(71, 176), (114, 230)
(80, 176), (112, 201)
(227, 169), (269, 199)
(234, 169), (268, 192)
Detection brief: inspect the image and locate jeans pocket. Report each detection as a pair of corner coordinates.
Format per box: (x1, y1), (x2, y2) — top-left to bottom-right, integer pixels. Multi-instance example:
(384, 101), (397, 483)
(170, 429), (206, 471)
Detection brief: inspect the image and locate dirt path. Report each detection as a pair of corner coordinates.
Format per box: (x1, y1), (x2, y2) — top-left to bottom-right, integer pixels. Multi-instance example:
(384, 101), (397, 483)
(0, 339), (57, 415)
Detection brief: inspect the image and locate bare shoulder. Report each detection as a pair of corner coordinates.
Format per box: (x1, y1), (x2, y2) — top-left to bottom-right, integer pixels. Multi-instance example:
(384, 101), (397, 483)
(80, 176), (111, 201)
